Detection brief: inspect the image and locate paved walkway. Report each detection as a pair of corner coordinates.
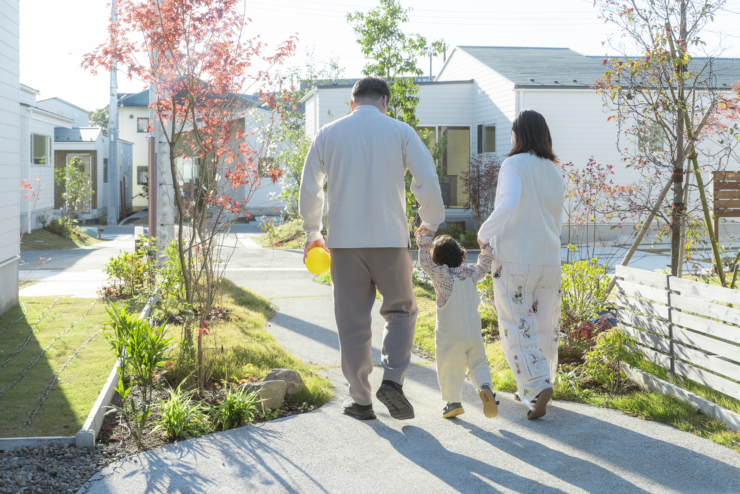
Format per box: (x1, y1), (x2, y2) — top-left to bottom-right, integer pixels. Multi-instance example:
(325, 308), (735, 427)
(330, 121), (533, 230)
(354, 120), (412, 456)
(77, 240), (740, 493)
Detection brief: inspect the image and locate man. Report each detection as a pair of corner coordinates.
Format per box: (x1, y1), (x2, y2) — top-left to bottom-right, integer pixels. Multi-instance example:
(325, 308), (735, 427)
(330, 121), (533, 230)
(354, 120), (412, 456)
(299, 76), (445, 420)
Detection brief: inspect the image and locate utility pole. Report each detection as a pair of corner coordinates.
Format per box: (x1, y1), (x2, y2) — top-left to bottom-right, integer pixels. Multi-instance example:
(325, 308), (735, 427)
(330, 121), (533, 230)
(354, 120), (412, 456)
(107, 0), (119, 224)
(150, 85), (174, 260)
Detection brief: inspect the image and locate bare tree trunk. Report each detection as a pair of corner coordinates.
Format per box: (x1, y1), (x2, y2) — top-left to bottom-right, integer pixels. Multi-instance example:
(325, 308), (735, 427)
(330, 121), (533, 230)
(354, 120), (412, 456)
(670, 2), (687, 277)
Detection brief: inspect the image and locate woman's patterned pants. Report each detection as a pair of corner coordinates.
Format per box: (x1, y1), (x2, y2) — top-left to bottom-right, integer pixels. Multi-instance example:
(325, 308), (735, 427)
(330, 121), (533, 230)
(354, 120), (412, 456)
(491, 261), (561, 409)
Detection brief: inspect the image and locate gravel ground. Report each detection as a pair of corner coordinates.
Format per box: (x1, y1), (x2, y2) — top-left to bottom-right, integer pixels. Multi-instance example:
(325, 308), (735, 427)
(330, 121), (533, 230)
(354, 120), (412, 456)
(0, 443), (127, 494)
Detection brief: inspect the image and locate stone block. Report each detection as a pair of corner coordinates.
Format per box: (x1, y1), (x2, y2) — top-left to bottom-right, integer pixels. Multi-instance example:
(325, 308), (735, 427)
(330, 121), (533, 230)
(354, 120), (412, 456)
(263, 368), (306, 397)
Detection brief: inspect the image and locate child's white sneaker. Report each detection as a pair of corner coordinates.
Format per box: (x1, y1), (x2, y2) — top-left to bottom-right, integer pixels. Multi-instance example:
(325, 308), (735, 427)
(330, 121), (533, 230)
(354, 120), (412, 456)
(479, 384), (499, 418)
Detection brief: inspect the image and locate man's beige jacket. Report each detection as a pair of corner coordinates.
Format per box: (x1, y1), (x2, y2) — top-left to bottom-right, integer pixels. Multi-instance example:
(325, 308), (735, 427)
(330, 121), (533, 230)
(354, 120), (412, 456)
(299, 105), (445, 248)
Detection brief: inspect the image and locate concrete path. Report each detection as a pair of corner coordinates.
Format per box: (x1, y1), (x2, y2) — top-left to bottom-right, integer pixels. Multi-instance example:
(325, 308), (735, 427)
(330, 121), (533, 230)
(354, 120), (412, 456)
(20, 228), (137, 297)
(78, 238), (740, 493)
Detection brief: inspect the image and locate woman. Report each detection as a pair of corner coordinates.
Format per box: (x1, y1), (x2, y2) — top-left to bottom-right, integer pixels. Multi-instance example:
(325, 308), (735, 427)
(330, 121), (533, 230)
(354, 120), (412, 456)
(478, 110), (565, 420)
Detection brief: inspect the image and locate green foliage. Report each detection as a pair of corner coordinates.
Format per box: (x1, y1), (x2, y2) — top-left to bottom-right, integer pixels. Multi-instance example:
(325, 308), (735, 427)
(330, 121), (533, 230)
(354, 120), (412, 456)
(44, 218), (86, 241)
(103, 250), (147, 298)
(460, 230), (478, 249)
(347, 0), (445, 127)
(55, 156), (93, 222)
(212, 385), (260, 431)
(104, 302), (174, 449)
(560, 255), (610, 335)
(271, 134), (311, 218)
(154, 382), (210, 440)
(89, 107), (109, 136)
(584, 328), (644, 397)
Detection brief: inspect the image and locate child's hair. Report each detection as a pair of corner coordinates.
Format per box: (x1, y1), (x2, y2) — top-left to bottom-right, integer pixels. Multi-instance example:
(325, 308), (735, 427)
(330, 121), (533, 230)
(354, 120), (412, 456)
(432, 235), (466, 268)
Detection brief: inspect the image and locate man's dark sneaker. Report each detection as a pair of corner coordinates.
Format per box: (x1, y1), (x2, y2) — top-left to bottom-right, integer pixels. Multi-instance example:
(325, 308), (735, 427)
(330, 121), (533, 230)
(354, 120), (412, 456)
(376, 380), (415, 420)
(442, 402), (464, 418)
(342, 399), (376, 420)
(479, 384), (499, 418)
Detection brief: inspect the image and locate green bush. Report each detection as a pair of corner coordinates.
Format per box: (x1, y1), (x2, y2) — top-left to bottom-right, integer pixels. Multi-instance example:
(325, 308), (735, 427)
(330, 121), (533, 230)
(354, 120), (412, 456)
(104, 302), (175, 450)
(584, 328), (644, 396)
(460, 230), (478, 248)
(212, 385), (260, 431)
(560, 256), (610, 338)
(44, 218), (85, 240)
(443, 227), (463, 241)
(154, 383), (210, 440)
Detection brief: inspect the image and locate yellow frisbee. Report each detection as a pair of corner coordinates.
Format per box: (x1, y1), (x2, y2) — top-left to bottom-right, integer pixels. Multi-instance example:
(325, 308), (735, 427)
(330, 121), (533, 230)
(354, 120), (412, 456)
(306, 247), (331, 275)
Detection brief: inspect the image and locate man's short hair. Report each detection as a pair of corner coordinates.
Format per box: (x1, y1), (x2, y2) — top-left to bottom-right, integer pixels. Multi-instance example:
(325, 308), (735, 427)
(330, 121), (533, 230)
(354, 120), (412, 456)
(351, 76), (391, 102)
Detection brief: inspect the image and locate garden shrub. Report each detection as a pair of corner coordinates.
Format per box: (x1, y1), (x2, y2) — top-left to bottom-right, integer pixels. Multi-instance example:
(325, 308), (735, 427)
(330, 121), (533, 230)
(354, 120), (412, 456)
(460, 230), (478, 248)
(154, 382), (210, 440)
(584, 328), (644, 397)
(212, 385), (260, 431)
(104, 302), (175, 450)
(560, 257), (610, 341)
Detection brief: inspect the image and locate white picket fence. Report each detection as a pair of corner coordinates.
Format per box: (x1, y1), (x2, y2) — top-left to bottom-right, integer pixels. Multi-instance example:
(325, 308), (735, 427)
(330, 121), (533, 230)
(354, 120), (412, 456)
(614, 266), (740, 402)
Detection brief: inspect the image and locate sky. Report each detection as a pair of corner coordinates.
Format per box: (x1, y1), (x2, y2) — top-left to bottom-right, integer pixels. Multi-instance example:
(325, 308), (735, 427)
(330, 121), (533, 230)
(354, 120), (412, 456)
(19, 0), (740, 113)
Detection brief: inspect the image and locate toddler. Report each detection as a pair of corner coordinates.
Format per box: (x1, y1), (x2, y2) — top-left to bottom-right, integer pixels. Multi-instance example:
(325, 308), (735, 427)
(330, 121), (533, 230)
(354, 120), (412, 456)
(417, 232), (499, 419)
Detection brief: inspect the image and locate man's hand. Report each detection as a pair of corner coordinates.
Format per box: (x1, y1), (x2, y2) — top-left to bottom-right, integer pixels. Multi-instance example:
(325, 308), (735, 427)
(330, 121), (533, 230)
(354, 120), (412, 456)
(414, 226), (436, 239)
(304, 238), (329, 264)
(478, 238), (490, 250)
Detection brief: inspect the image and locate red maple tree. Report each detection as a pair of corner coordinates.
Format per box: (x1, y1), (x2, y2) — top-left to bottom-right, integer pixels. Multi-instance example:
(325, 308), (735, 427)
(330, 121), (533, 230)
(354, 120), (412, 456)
(83, 0), (296, 389)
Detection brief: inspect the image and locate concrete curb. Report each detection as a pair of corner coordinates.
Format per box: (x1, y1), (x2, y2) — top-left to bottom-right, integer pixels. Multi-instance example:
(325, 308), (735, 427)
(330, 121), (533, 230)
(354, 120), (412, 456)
(75, 295), (159, 448)
(624, 364), (740, 431)
(0, 436), (75, 451)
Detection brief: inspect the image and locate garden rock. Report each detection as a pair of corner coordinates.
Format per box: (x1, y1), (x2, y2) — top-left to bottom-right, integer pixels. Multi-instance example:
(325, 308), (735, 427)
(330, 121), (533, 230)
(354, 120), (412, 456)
(242, 380), (287, 410)
(263, 368), (305, 396)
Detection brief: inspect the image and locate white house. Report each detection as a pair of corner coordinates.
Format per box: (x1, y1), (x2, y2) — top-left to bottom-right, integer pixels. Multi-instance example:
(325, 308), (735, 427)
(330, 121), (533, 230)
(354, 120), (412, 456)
(302, 46), (740, 233)
(53, 127), (133, 224)
(19, 84), (75, 232)
(0, 0), (20, 315)
(118, 89), (288, 217)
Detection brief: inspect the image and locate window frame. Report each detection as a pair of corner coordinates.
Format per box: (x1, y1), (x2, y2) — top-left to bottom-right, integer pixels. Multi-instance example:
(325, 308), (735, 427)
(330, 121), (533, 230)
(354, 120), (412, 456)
(416, 124), (473, 209)
(137, 166), (149, 185)
(31, 134), (51, 165)
(637, 120), (664, 153)
(136, 118), (150, 133)
(65, 153), (93, 213)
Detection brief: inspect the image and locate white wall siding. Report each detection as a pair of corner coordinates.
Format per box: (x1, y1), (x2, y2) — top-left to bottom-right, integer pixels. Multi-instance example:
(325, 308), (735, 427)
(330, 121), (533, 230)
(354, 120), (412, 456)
(317, 88), (351, 129)
(0, 0), (19, 314)
(118, 107), (150, 209)
(522, 89), (636, 186)
(416, 82), (473, 126)
(304, 96), (316, 138)
(36, 98), (89, 128)
(437, 49), (517, 156)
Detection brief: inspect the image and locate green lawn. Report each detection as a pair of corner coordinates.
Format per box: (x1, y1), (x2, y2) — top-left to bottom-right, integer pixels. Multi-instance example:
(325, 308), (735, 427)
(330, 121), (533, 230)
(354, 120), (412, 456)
(254, 219), (304, 249)
(175, 279), (334, 407)
(0, 297), (140, 437)
(20, 229), (101, 251)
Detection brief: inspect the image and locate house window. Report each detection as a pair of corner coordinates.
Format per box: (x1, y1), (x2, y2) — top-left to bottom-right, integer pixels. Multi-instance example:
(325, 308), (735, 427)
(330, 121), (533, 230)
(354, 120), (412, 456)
(66, 154), (92, 213)
(103, 158), (108, 184)
(137, 118), (150, 133)
(31, 134), (50, 164)
(441, 126), (471, 208)
(258, 157), (277, 177)
(638, 121), (663, 153)
(137, 166), (148, 185)
(483, 125), (496, 153)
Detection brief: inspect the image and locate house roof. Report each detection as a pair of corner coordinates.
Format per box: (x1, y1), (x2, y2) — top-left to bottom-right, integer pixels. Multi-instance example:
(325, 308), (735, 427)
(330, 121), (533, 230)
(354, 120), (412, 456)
(37, 97), (89, 113)
(55, 127), (102, 142)
(119, 90), (149, 107)
(20, 103), (75, 124)
(453, 46), (740, 89)
(117, 89), (292, 112)
(299, 79), (473, 103)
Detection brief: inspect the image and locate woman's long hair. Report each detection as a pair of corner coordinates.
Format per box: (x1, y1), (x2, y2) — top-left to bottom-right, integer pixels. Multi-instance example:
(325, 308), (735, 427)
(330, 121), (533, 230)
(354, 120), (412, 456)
(508, 109), (558, 163)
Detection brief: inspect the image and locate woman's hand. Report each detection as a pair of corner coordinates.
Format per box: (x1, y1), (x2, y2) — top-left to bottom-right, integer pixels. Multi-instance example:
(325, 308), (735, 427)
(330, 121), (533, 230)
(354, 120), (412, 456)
(478, 238), (490, 250)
